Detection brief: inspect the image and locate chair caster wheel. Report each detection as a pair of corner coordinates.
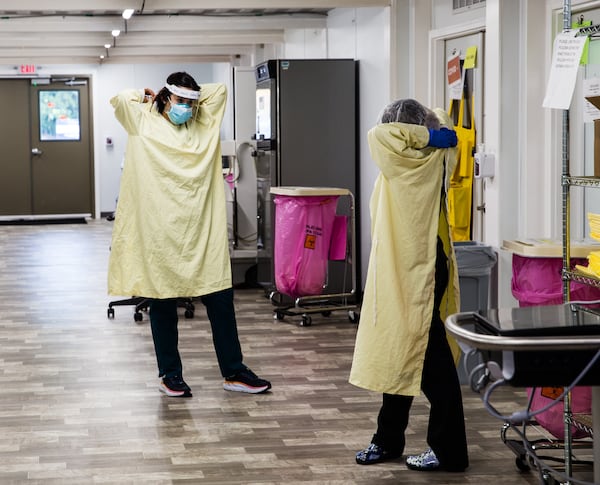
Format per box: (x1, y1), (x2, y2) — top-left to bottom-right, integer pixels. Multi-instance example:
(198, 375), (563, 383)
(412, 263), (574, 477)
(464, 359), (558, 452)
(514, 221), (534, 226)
(300, 315), (312, 326)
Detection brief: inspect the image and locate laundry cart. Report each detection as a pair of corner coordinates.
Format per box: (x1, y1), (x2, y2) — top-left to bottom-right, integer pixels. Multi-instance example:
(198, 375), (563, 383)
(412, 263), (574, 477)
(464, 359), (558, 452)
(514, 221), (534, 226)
(269, 186), (359, 326)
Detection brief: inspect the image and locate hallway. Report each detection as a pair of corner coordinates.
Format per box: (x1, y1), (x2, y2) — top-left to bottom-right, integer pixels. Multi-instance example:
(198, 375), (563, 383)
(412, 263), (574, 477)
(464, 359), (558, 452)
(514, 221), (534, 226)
(0, 220), (567, 483)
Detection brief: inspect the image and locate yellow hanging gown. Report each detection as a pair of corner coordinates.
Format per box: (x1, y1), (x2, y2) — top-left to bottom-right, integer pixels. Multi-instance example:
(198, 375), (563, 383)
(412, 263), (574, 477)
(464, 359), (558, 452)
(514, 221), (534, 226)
(447, 96), (476, 241)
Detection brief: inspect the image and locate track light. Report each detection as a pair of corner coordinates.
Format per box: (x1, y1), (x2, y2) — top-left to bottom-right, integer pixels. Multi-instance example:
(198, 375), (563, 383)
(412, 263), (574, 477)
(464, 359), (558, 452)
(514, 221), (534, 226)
(122, 9), (134, 20)
(111, 30), (120, 47)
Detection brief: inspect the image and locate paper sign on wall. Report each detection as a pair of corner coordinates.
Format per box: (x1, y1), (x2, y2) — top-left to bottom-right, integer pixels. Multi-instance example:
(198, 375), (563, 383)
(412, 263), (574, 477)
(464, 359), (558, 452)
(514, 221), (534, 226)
(543, 31), (588, 110)
(464, 46), (477, 69)
(583, 78), (600, 123)
(447, 53), (463, 100)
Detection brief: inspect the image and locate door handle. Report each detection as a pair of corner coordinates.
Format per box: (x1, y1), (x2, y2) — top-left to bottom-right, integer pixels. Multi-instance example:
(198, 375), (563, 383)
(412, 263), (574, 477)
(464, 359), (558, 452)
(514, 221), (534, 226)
(31, 148), (43, 156)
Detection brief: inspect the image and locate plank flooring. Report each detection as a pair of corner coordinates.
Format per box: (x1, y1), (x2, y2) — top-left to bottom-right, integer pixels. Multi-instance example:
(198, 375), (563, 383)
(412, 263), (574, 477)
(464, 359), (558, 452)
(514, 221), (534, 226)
(0, 220), (593, 484)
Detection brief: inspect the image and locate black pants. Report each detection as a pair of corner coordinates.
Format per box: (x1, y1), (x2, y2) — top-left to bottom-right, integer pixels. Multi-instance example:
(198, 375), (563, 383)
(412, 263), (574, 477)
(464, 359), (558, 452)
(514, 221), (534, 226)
(148, 288), (245, 379)
(372, 238), (469, 471)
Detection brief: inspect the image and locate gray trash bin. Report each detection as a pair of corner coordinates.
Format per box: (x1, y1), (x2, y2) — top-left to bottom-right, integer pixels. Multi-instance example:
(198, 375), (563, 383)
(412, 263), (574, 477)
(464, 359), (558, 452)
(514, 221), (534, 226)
(453, 241), (498, 385)
(454, 241), (497, 311)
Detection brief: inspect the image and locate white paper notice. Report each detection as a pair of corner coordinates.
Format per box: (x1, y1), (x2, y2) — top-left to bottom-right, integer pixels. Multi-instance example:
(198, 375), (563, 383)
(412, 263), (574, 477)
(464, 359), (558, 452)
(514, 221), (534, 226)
(543, 31), (588, 110)
(583, 78), (600, 123)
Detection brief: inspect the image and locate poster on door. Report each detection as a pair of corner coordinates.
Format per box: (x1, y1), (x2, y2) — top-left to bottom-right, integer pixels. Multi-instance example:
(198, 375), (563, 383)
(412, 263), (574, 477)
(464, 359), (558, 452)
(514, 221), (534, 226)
(447, 52), (463, 100)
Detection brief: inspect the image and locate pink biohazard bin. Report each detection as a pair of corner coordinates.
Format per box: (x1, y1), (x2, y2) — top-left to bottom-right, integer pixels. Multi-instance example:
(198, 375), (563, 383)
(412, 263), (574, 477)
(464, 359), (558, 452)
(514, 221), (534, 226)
(269, 186), (359, 326)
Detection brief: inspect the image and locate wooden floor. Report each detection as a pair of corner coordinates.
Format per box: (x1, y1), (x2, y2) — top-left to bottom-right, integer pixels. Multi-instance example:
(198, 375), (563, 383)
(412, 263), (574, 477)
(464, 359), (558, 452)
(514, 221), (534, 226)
(0, 220), (593, 484)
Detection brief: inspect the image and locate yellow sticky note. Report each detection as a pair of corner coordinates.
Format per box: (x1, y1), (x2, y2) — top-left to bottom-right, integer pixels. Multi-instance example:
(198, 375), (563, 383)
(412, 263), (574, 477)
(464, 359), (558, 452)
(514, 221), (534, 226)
(464, 46), (477, 69)
(572, 20), (592, 65)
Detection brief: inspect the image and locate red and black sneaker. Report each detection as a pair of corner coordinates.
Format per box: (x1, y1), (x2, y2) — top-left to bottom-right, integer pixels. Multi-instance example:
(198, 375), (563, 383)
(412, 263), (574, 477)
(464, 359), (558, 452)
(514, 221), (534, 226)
(223, 368), (271, 394)
(159, 376), (192, 398)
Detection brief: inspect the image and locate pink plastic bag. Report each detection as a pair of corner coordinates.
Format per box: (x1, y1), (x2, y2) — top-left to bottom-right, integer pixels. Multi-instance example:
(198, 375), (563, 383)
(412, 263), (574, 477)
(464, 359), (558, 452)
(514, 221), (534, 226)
(511, 255), (600, 307)
(273, 194), (339, 298)
(328, 215), (348, 261)
(511, 256), (597, 440)
(528, 386), (592, 439)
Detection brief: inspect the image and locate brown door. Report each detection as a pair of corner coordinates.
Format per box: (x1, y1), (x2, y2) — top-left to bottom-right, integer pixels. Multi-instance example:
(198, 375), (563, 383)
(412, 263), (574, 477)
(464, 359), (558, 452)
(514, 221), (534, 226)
(30, 79), (93, 216)
(0, 78), (93, 218)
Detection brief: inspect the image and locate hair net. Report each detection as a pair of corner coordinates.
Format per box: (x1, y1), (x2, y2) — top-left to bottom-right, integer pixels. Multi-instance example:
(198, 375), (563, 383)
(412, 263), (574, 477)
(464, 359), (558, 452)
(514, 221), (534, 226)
(379, 98), (440, 129)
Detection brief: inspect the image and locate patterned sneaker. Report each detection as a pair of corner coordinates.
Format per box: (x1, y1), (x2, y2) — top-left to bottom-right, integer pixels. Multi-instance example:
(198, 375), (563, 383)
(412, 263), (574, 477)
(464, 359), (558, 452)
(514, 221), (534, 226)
(223, 368), (271, 394)
(406, 448), (440, 471)
(356, 443), (401, 465)
(159, 376), (192, 398)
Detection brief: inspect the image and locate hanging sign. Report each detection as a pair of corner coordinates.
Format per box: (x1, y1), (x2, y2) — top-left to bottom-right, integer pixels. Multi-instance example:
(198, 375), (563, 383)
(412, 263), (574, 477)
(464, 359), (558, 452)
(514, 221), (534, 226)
(573, 19), (592, 65)
(543, 30), (588, 110)
(447, 53), (463, 100)
(464, 46), (477, 69)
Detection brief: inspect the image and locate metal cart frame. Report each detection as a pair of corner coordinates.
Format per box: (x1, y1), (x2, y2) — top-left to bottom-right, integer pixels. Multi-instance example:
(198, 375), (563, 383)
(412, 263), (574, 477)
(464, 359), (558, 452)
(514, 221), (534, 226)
(446, 310), (600, 484)
(268, 186), (359, 326)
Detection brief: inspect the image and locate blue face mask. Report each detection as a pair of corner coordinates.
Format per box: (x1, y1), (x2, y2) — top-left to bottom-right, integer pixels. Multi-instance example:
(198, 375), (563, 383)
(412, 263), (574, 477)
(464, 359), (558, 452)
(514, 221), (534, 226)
(167, 102), (193, 125)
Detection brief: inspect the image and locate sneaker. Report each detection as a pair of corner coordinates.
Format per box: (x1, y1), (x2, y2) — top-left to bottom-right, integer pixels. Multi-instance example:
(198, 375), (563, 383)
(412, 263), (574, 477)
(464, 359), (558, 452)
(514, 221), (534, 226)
(405, 448), (440, 471)
(159, 376), (192, 398)
(356, 443), (401, 465)
(223, 368), (271, 394)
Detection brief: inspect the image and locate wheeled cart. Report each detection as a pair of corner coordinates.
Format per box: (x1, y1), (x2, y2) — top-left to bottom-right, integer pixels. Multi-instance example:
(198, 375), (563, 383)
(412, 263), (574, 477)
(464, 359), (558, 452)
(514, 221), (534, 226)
(446, 306), (600, 484)
(269, 186), (359, 326)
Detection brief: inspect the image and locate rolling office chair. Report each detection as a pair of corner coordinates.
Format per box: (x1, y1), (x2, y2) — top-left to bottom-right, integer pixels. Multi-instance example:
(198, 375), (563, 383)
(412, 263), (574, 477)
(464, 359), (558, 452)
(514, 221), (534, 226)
(107, 296), (195, 322)
(105, 213), (196, 322)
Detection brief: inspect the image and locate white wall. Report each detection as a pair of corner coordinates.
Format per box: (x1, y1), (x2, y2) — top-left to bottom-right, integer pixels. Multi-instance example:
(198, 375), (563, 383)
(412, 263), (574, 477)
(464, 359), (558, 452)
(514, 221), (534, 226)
(283, 29), (328, 58)
(327, 7), (390, 285)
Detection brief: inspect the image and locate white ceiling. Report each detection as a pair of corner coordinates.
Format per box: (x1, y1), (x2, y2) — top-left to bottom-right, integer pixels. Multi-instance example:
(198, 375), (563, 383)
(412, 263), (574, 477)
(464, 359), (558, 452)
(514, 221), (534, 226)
(0, 0), (389, 65)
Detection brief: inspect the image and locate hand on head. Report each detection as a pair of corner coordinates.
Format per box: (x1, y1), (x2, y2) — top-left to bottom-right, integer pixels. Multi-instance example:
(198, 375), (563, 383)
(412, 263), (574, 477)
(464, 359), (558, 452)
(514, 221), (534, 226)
(143, 88), (156, 103)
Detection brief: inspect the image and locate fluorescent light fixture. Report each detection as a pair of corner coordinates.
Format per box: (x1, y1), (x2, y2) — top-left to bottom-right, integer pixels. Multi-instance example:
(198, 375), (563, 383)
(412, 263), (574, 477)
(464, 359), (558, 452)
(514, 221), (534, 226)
(112, 30), (121, 37)
(122, 9), (134, 19)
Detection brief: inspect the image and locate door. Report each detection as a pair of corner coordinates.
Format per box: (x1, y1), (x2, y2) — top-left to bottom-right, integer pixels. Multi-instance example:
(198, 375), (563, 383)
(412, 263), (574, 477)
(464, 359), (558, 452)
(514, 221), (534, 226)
(30, 79), (93, 216)
(445, 33), (484, 241)
(0, 78), (93, 218)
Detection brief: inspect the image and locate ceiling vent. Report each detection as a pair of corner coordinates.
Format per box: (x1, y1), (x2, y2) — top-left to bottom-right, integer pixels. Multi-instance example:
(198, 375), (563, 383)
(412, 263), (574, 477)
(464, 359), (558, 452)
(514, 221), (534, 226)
(453, 0), (485, 11)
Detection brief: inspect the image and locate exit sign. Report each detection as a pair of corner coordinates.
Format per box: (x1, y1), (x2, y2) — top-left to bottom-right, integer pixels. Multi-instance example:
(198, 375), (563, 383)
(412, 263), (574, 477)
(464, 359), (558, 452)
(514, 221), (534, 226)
(20, 64), (36, 74)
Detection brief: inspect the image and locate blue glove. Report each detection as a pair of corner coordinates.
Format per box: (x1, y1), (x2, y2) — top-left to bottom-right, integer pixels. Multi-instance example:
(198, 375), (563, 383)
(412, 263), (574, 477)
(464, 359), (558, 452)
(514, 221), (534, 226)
(428, 127), (458, 148)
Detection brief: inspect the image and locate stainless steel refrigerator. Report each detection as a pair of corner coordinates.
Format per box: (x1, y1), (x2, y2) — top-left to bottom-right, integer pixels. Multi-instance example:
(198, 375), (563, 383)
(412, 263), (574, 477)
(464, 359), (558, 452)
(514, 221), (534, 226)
(253, 59), (359, 297)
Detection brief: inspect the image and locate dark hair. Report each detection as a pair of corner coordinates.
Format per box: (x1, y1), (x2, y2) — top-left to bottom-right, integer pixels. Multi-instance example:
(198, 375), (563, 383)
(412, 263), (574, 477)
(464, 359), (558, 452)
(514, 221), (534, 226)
(155, 71), (200, 114)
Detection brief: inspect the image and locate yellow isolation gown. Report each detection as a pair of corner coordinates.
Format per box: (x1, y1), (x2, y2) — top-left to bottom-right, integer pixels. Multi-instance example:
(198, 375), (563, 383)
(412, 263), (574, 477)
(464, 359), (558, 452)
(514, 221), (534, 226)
(108, 83), (231, 299)
(349, 109), (461, 396)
